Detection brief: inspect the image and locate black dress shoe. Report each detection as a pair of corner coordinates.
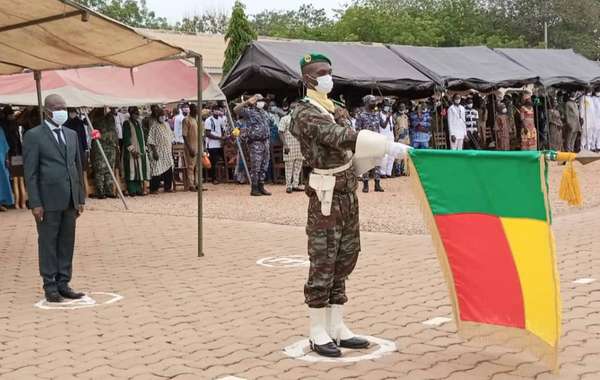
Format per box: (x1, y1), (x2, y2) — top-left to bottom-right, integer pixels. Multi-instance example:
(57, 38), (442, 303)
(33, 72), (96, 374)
(310, 341), (342, 357)
(45, 292), (64, 303)
(338, 336), (370, 349)
(58, 287), (85, 299)
(292, 187), (304, 192)
(286, 187), (293, 194)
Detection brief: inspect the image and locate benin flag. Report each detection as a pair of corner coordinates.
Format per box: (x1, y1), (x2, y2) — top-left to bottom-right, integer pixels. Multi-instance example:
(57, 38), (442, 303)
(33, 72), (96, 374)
(409, 150), (561, 369)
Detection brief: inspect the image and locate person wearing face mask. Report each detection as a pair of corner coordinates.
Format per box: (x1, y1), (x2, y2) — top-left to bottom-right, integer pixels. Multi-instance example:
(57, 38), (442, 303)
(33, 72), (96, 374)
(22, 94), (86, 303)
(233, 94), (272, 196)
(89, 107), (118, 199)
(519, 95), (537, 151)
(464, 96), (481, 149)
(394, 103), (410, 175)
(172, 103), (188, 144)
(204, 105), (227, 185)
(355, 95), (384, 192)
(122, 106), (150, 196)
(447, 94), (467, 150)
(495, 102), (511, 151)
(182, 104), (200, 192)
(563, 93), (582, 152)
(378, 101), (395, 178)
(278, 101), (304, 193)
(290, 53), (411, 358)
(579, 88), (597, 151)
(147, 107), (175, 194)
(64, 108), (89, 167)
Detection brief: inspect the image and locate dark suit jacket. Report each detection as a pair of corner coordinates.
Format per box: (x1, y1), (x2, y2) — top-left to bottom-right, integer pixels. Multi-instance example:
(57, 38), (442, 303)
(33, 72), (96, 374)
(23, 122), (86, 211)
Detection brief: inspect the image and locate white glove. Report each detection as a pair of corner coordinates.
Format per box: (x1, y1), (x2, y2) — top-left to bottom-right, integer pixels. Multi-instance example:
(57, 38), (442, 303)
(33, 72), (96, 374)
(386, 142), (412, 159)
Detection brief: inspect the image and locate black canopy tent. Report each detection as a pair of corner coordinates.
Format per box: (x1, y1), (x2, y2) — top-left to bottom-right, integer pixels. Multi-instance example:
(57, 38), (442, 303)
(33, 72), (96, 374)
(496, 48), (600, 89)
(220, 39), (435, 101)
(388, 45), (539, 91)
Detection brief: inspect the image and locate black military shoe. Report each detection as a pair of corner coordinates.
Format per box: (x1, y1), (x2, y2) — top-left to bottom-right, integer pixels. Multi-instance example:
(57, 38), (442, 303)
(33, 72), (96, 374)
(338, 336), (370, 349)
(292, 186), (304, 192)
(45, 292), (64, 303)
(58, 287), (85, 299)
(362, 181), (369, 193)
(310, 341), (342, 357)
(374, 180), (384, 192)
(251, 184), (262, 196)
(286, 187), (293, 194)
(258, 183), (272, 196)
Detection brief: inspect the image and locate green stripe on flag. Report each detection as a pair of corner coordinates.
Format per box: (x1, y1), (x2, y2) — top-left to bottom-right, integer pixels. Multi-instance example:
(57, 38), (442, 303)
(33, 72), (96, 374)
(409, 150), (548, 221)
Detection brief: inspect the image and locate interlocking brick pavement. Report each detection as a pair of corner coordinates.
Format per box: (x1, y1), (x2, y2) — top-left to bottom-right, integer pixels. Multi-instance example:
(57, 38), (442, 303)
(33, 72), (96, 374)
(0, 172), (599, 379)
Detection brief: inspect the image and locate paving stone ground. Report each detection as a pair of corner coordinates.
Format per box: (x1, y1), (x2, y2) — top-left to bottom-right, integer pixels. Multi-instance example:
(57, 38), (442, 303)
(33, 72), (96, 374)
(0, 166), (599, 380)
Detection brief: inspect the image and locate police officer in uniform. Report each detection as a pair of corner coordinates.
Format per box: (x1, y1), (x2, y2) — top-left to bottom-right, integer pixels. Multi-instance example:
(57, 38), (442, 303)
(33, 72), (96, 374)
(234, 94), (272, 196)
(291, 53), (410, 357)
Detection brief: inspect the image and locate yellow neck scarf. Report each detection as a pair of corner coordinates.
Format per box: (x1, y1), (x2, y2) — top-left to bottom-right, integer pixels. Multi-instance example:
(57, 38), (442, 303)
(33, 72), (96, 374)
(307, 89), (335, 114)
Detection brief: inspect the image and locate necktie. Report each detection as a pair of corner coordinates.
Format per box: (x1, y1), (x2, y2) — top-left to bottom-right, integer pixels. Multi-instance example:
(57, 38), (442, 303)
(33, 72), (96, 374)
(53, 128), (66, 148)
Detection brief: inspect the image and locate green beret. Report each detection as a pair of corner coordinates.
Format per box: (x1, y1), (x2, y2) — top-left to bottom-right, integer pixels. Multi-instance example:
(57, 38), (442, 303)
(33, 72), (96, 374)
(300, 53), (332, 69)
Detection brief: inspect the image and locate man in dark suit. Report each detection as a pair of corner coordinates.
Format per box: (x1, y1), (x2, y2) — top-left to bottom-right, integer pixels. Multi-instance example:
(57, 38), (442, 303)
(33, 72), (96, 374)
(23, 94), (86, 303)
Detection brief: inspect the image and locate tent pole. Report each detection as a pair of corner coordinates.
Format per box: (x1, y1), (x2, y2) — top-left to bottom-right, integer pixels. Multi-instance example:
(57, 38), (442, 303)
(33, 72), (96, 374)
(34, 71), (43, 122)
(195, 55), (204, 257)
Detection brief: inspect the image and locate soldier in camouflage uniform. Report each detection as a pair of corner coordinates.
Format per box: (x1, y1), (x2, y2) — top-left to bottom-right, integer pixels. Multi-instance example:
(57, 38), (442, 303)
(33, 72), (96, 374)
(355, 95), (384, 193)
(90, 108), (119, 199)
(290, 53), (410, 358)
(233, 94), (272, 196)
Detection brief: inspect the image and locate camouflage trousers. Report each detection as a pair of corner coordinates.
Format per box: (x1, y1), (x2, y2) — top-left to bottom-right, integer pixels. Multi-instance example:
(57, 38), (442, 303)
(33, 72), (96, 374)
(362, 167), (381, 181)
(249, 140), (270, 185)
(305, 190), (361, 308)
(92, 148), (116, 196)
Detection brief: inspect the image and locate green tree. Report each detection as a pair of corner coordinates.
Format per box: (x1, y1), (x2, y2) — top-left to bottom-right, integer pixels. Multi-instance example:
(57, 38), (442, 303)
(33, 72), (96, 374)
(223, 1), (257, 75)
(175, 10), (230, 34)
(75, 0), (169, 29)
(252, 5), (333, 40)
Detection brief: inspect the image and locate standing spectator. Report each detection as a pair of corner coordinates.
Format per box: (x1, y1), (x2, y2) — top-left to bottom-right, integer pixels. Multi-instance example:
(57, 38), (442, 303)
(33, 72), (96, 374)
(64, 108), (89, 166)
(204, 106), (226, 184)
(447, 94), (466, 150)
(1, 105), (21, 159)
(356, 95), (384, 193)
(148, 108), (175, 194)
(23, 94), (86, 302)
(173, 103), (187, 144)
(519, 96), (537, 151)
(278, 102), (304, 193)
(548, 98), (564, 152)
(233, 94), (272, 197)
(563, 93), (581, 152)
(122, 106), (149, 196)
(379, 102), (395, 178)
(409, 103), (432, 149)
(0, 124), (13, 211)
(182, 104), (199, 192)
(89, 108), (118, 199)
(495, 102), (511, 151)
(465, 96), (480, 149)
(395, 103), (410, 175)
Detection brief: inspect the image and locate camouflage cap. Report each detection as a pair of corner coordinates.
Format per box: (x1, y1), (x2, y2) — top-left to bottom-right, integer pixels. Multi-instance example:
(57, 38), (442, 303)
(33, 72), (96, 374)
(300, 53), (332, 70)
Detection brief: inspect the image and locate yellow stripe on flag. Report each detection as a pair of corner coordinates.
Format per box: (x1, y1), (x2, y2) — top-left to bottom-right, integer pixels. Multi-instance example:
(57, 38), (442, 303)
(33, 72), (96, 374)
(500, 218), (560, 347)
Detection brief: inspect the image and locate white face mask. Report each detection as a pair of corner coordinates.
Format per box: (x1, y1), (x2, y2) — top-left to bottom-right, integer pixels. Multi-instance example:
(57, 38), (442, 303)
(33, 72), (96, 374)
(51, 110), (68, 126)
(159, 116), (166, 123)
(182, 107), (190, 115)
(256, 101), (266, 109)
(314, 74), (334, 94)
(595, 92), (600, 97)
(383, 106), (391, 113)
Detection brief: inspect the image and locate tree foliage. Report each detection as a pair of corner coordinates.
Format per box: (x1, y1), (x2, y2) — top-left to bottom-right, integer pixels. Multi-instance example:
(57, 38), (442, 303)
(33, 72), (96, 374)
(223, 1), (257, 76)
(75, 0), (169, 29)
(175, 10), (230, 34)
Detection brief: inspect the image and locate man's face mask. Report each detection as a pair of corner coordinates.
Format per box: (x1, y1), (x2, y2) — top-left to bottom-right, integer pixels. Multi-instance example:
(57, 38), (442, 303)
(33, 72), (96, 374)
(466, 103), (473, 109)
(182, 107), (190, 115)
(454, 99), (461, 105)
(312, 74), (334, 94)
(383, 106), (391, 113)
(257, 101), (266, 109)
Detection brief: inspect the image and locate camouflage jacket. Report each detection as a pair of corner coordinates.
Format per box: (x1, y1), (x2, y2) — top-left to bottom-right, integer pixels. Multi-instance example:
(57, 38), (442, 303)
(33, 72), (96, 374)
(239, 106), (271, 142)
(290, 99), (358, 193)
(93, 114), (119, 150)
(355, 111), (381, 132)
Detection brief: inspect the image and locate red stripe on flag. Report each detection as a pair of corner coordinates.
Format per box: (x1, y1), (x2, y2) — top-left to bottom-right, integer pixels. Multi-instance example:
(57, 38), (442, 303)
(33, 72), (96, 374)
(435, 214), (525, 328)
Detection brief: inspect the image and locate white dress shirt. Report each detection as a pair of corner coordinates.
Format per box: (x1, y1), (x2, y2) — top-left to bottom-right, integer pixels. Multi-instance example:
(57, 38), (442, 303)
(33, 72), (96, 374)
(45, 120), (66, 144)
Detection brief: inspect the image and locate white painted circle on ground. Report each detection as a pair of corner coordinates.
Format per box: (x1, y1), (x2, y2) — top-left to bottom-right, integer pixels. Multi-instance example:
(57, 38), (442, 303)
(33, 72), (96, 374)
(257, 255), (309, 268)
(34, 292), (124, 310)
(283, 335), (396, 363)
(573, 278), (596, 284)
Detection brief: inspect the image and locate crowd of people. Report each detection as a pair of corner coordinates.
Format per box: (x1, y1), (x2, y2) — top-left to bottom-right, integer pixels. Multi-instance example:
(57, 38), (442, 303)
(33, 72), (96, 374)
(1, 86), (599, 210)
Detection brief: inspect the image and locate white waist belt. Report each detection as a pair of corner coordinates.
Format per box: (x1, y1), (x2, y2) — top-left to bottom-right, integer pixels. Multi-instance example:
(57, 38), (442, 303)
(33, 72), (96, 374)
(312, 161), (353, 176)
